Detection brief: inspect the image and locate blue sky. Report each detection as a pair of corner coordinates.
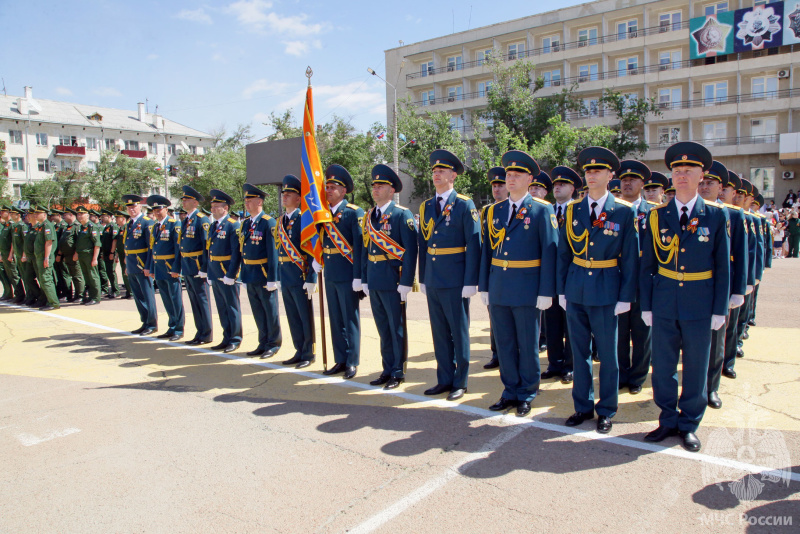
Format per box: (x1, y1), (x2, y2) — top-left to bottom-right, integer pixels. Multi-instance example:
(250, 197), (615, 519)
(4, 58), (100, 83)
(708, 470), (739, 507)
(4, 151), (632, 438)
(1, 0), (586, 140)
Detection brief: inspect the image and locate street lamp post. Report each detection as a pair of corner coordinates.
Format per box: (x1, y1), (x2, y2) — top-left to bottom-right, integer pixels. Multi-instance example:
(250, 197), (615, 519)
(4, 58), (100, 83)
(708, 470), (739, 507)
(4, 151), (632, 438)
(368, 67), (399, 203)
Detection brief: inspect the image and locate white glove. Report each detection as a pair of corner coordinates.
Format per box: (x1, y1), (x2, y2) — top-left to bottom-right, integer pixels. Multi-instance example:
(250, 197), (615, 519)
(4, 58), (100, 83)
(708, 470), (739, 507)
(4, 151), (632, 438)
(419, 283), (427, 296)
(641, 311), (653, 327)
(312, 260), (322, 273)
(352, 279), (363, 292)
(303, 282), (316, 299)
(397, 285), (412, 302)
(614, 302), (631, 315)
(265, 282), (278, 292)
(362, 283), (369, 297)
(462, 286), (477, 299)
(207, 277), (213, 285)
(746, 284), (754, 295)
(729, 294), (744, 309)
(711, 314), (727, 331)
(197, 272), (207, 279)
(480, 292), (489, 306)
(558, 295), (567, 311)
(536, 296), (552, 310)
(222, 276), (235, 286)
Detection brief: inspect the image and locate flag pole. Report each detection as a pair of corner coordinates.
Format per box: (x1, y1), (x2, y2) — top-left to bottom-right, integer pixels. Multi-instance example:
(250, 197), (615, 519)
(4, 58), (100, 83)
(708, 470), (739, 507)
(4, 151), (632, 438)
(318, 270), (328, 371)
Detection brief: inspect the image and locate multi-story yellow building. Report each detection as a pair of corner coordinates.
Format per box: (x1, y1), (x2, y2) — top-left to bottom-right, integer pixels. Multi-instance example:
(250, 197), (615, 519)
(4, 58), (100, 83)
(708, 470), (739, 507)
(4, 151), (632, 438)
(384, 0), (800, 206)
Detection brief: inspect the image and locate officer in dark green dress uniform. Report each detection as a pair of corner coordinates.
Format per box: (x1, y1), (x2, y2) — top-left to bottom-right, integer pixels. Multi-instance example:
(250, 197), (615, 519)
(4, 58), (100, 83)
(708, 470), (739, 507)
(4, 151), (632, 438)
(0, 205), (9, 300)
(74, 206), (102, 305)
(240, 183), (281, 357)
(362, 164), (418, 390)
(99, 209), (120, 298)
(9, 207), (30, 304)
(314, 165), (364, 379)
(701, 162), (748, 409)
(276, 175), (318, 369)
(55, 208), (84, 302)
(481, 167), (508, 370)
(22, 210), (42, 307)
(640, 142), (730, 452)
(31, 206), (60, 310)
(0, 205), (22, 301)
(207, 189), (243, 354)
(558, 147), (639, 434)
(480, 150), (558, 417)
(179, 186), (213, 345)
(123, 194), (158, 335)
(417, 150), (481, 401)
(114, 210), (131, 298)
(145, 195), (184, 341)
(49, 209), (68, 300)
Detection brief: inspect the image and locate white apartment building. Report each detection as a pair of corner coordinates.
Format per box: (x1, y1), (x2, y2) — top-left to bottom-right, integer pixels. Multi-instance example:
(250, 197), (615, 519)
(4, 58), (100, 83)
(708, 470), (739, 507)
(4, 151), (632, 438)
(384, 0), (800, 205)
(1, 86), (213, 199)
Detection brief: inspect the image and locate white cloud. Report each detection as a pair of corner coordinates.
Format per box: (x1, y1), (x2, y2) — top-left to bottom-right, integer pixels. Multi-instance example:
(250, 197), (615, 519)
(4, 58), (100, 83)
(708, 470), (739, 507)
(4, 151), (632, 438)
(242, 79), (292, 99)
(276, 82), (385, 116)
(93, 87), (122, 97)
(176, 8), (213, 24)
(283, 39), (321, 57)
(211, 52), (226, 62)
(55, 87), (72, 96)
(146, 53), (159, 60)
(226, 0), (326, 35)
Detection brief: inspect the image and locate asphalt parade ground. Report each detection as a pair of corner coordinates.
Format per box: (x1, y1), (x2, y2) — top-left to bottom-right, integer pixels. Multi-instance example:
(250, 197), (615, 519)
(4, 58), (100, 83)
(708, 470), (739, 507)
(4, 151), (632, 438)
(1, 262), (798, 533)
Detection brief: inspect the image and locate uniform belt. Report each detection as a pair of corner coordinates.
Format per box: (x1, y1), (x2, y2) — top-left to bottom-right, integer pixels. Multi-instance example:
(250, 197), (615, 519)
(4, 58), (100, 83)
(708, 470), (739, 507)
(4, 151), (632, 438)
(427, 246), (466, 256)
(323, 247), (340, 255)
(368, 254), (388, 262)
(572, 257), (618, 269)
(657, 266), (713, 281)
(279, 257), (306, 264)
(210, 255), (231, 261)
(243, 258), (269, 265)
(182, 250), (204, 257)
(491, 258), (541, 269)
(125, 248), (148, 254)
(153, 254), (175, 260)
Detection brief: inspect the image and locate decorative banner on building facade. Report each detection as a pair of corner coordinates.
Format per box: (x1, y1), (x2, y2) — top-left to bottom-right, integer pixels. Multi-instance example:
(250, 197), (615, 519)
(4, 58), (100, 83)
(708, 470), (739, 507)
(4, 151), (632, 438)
(783, 2), (800, 44)
(690, 12), (735, 59)
(734, 2), (784, 52)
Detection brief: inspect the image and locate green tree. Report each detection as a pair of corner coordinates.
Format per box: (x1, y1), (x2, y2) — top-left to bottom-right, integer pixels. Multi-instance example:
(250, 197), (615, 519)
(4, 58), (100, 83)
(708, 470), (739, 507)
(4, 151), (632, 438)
(83, 150), (162, 209)
(0, 140), (9, 204)
(20, 169), (85, 208)
(597, 89), (661, 158)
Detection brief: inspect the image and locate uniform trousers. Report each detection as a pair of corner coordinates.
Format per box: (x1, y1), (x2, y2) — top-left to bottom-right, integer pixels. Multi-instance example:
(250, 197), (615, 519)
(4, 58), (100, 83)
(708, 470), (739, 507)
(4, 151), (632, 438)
(325, 278), (360, 367)
(370, 289), (405, 378)
(211, 280), (242, 345)
(245, 284), (281, 351)
(184, 275), (213, 341)
(155, 278), (184, 335)
(426, 287), (470, 389)
(617, 300), (652, 387)
(489, 304), (541, 403)
(129, 271), (157, 328)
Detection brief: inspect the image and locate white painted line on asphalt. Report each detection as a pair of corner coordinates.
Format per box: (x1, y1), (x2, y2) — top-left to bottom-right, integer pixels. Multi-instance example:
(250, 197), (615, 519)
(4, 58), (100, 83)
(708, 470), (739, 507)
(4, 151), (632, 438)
(3, 302), (798, 485)
(16, 427), (80, 446)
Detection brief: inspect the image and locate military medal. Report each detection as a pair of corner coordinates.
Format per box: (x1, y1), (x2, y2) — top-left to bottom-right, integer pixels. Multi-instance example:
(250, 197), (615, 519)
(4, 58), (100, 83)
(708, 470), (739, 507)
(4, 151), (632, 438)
(688, 218), (699, 234)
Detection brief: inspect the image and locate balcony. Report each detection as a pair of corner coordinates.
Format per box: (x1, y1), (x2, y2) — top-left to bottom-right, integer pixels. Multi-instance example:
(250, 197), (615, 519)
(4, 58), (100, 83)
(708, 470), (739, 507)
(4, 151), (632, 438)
(54, 145), (86, 157)
(121, 150), (147, 158)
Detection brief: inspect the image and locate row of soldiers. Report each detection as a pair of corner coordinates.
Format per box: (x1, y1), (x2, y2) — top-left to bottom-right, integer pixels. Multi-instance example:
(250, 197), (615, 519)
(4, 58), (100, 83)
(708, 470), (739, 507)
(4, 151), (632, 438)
(1, 140), (771, 454)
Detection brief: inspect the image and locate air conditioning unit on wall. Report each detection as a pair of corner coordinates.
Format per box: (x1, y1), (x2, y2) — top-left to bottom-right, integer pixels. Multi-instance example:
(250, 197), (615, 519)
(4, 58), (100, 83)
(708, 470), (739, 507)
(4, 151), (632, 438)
(778, 69), (790, 79)
(783, 171), (795, 179)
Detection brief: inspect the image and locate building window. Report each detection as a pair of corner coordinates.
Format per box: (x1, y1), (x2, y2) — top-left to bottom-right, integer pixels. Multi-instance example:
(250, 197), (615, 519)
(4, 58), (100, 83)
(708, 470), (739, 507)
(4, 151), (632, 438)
(37, 158), (51, 172)
(751, 117), (777, 141)
(421, 90), (435, 106)
(622, 93), (638, 112)
(704, 2), (728, 16)
(169, 165), (178, 177)
(659, 127), (681, 145)
(581, 98), (599, 117)
(508, 42), (525, 60)
(447, 86), (463, 102)
(420, 61), (434, 77)
(148, 142), (158, 154)
(617, 20), (638, 40)
(542, 35), (560, 53)
(703, 81), (728, 105)
(35, 133), (48, 146)
(542, 69), (561, 87)
(105, 138), (117, 150)
(13, 184), (23, 198)
(61, 160), (73, 171)
(476, 49), (492, 65)
(659, 50), (682, 70)
(659, 12), (682, 32)
(448, 115), (464, 131)
(477, 81), (493, 97)
(658, 87), (682, 109)
(87, 161), (98, 171)
(446, 55), (463, 71)
(9, 130), (23, 144)
(189, 145), (197, 155)
(59, 135), (78, 146)
(10, 157), (24, 171)
(704, 121), (728, 143)
(578, 64), (598, 82)
(617, 57), (638, 76)
(751, 167), (775, 196)
(85, 137), (97, 150)
(752, 76), (778, 98)
(578, 28), (598, 47)
(124, 140), (140, 150)
(168, 143), (177, 155)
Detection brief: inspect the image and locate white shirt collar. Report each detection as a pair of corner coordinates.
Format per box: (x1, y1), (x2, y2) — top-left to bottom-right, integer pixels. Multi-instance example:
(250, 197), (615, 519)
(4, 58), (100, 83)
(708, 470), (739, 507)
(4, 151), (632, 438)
(215, 214), (228, 224)
(132, 213), (143, 223)
(250, 211), (263, 224)
(285, 208), (298, 218)
(508, 193), (530, 223)
(377, 200), (392, 213)
(632, 198), (642, 209)
(330, 200), (345, 214)
(675, 194), (699, 216)
(587, 192), (609, 215)
(158, 215), (169, 225)
(187, 208), (198, 219)
(435, 189), (454, 204)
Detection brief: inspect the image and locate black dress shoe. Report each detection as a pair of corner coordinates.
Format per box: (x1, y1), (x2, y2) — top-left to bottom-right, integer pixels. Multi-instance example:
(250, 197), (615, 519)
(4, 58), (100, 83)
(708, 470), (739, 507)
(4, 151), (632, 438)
(483, 358), (499, 369)
(84, 300), (99, 306)
(708, 391), (722, 409)
(246, 348), (266, 357)
(424, 384), (451, 396)
(185, 339), (201, 346)
(124, 293), (132, 300)
(131, 326), (146, 334)
(223, 343), (240, 353)
(140, 327), (157, 336)
(560, 372), (574, 384)
(538, 344), (547, 353)
(195, 339), (211, 346)
(597, 416), (612, 434)
(679, 431), (701, 452)
(81, 298), (90, 305)
(541, 370), (561, 379)
(736, 347), (744, 358)
(343, 366), (357, 379)
(282, 355), (303, 366)
(210, 342), (229, 350)
(323, 363), (346, 376)
(447, 388), (466, 401)
(384, 377), (404, 389)
(157, 332), (175, 339)
(517, 401), (532, 417)
(489, 398), (516, 411)
(261, 347), (279, 359)
(591, 353), (600, 362)
(629, 384), (642, 394)
(742, 331), (749, 340)
(38, 305), (58, 311)
(566, 411), (594, 426)
(295, 359), (314, 369)
(722, 368), (737, 379)
(747, 319), (756, 327)
(370, 375), (391, 386)
(644, 425), (678, 442)
(169, 334), (183, 342)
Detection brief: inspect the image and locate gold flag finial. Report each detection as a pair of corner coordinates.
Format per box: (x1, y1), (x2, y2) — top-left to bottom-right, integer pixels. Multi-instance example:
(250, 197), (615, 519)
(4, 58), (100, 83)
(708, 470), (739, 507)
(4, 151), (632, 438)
(306, 66), (313, 86)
